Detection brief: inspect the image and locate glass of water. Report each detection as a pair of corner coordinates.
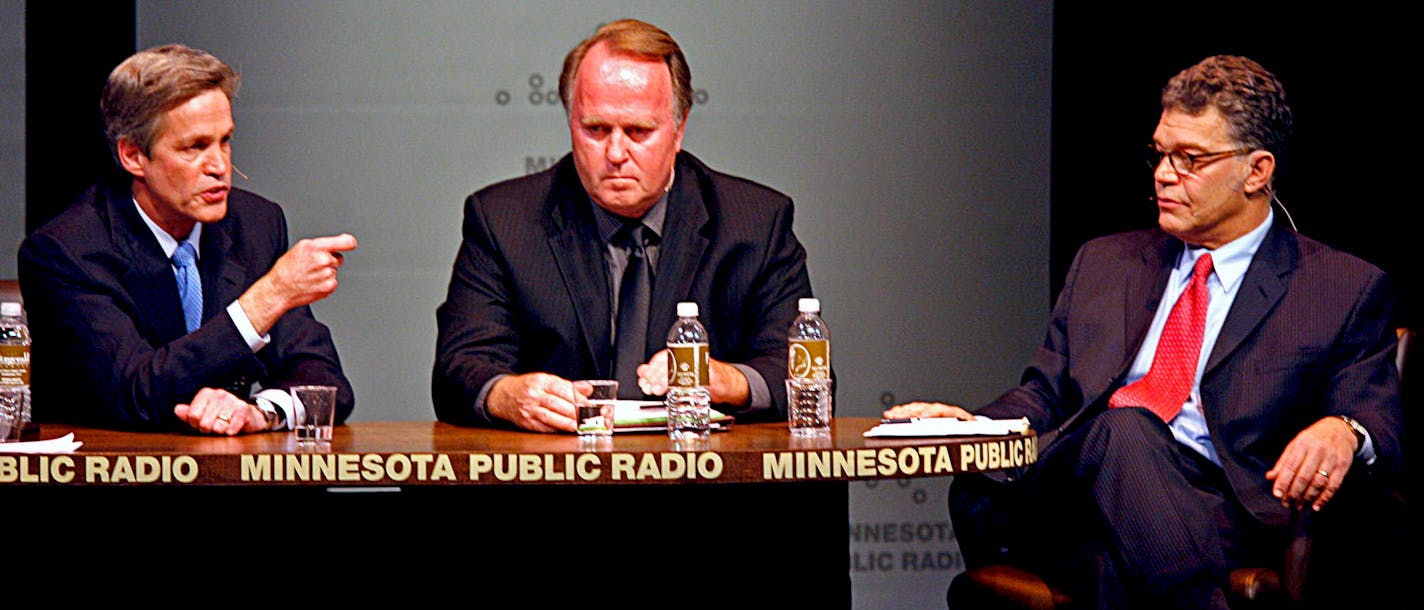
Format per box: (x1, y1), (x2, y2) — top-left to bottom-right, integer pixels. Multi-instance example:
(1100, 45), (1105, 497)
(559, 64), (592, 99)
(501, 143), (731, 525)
(574, 380), (618, 436)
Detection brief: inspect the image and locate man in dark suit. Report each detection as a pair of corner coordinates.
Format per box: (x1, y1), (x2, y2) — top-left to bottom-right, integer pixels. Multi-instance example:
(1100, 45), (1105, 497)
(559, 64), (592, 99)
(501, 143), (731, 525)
(433, 19), (816, 431)
(18, 44), (357, 434)
(888, 55), (1403, 608)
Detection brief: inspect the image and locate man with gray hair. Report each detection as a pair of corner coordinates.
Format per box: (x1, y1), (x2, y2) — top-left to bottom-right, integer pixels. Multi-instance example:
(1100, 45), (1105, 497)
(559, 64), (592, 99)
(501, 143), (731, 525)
(19, 44), (358, 434)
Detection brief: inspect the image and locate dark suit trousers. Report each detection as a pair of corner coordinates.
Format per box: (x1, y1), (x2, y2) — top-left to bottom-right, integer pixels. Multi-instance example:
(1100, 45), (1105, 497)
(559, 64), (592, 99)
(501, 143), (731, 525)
(952, 408), (1283, 610)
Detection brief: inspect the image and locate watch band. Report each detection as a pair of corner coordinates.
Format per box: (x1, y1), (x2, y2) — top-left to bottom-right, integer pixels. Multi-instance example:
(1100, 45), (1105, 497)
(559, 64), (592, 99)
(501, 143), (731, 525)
(1335, 415), (1367, 455)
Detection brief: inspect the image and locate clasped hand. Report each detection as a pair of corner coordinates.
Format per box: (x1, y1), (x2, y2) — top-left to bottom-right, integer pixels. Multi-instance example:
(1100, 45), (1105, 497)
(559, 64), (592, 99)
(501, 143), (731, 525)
(489, 350), (753, 433)
(174, 387), (266, 435)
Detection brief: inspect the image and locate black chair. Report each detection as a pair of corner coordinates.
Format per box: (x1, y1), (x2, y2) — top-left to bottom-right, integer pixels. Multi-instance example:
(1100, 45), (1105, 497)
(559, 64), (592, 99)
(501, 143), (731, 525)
(948, 327), (1415, 609)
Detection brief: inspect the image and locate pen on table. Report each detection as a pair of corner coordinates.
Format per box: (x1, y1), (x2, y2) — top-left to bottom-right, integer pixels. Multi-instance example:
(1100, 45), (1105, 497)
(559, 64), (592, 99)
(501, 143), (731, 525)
(880, 418), (922, 424)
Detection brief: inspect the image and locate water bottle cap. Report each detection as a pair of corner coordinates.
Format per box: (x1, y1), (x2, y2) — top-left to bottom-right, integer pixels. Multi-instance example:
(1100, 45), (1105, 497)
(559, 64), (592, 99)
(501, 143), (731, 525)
(798, 298), (820, 313)
(0, 302), (20, 317)
(676, 302), (699, 317)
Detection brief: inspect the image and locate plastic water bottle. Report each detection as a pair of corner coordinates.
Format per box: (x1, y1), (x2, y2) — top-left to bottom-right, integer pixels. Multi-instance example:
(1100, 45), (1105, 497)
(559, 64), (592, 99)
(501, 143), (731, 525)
(0, 302), (31, 438)
(788, 298), (830, 381)
(787, 298), (832, 435)
(666, 301), (711, 441)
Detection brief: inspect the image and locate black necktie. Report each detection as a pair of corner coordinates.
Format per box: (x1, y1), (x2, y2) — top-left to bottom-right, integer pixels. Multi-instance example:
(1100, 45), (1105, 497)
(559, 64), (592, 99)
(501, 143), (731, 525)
(614, 223), (654, 398)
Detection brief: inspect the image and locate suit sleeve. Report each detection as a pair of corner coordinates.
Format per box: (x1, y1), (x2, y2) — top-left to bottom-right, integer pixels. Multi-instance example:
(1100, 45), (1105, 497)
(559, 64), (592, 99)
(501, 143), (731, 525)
(976, 244), (1090, 435)
(19, 231), (259, 430)
(251, 207), (356, 426)
(1324, 269), (1402, 484)
(17, 201), (353, 430)
(432, 192), (518, 427)
(728, 197), (816, 421)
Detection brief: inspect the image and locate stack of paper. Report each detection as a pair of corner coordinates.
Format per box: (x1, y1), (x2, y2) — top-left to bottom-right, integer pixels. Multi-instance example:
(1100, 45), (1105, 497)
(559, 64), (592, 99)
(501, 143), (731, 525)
(612, 400), (733, 433)
(0, 432), (83, 453)
(863, 417), (1030, 438)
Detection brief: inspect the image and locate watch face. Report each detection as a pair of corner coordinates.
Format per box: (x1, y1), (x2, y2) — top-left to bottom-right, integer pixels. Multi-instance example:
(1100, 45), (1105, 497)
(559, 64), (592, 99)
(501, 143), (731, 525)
(255, 399), (281, 430)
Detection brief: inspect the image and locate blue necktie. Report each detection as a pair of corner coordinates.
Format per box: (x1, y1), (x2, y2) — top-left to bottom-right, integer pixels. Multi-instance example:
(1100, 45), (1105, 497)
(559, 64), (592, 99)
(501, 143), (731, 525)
(172, 242), (202, 333)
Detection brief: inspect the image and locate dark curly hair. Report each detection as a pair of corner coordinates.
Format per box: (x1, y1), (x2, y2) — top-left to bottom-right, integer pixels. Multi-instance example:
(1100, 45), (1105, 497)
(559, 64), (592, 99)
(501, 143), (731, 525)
(1161, 55), (1292, 168)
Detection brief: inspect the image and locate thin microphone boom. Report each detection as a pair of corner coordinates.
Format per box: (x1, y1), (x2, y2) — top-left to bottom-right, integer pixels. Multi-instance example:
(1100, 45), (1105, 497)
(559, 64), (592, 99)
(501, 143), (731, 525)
(1269, 188), (1298, 231)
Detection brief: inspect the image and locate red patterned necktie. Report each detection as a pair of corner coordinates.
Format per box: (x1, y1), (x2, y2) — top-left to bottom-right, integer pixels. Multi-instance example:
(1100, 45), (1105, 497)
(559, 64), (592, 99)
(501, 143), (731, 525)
(1110, 253), (1214, 422)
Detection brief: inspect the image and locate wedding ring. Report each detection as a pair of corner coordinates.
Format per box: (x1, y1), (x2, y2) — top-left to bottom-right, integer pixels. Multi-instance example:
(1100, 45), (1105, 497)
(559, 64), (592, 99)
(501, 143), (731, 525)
(1315, 470), (1329, 478)
(216, 411), (232, 423)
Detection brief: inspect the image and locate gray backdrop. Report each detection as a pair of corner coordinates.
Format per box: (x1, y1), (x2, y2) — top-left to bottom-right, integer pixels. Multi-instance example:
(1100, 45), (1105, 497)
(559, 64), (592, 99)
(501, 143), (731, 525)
(1, 1), (22, 272)
(6, 2), (1052, 606)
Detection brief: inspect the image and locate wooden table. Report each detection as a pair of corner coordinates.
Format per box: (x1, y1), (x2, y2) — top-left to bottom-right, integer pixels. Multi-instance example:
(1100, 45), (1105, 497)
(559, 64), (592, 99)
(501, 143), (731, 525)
(4, 418), (1035, 606)
(3, 417), (1036, 487)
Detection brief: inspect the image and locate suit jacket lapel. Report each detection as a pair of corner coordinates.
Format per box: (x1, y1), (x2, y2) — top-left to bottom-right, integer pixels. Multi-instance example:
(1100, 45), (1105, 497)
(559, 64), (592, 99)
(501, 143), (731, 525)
(649, 155), (711, 357)
(107, 181), (189, 343)
(200, 217), (247, 324)
(1120, 233), (1179, 375)
(1205, 222), (1292, 374)
(546, 162), (615, 377)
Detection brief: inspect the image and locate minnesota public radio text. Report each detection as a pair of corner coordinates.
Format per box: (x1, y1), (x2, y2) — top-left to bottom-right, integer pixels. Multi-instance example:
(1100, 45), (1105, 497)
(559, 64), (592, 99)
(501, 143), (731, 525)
(1, 435), (1036, 485)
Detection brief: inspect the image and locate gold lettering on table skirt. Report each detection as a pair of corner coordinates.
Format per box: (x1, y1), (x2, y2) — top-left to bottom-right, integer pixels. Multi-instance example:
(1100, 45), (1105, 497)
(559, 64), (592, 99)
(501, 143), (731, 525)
(80, 455), (197, 484)
(611, 453), (635, 480)
(575, 453), (602, 481)
(763, 450), (864, 479)
(764, 447), (958, 480)
(608, 452), (722, 481)
(959, 437), (1035, 472)
(0, 455), (77, 483)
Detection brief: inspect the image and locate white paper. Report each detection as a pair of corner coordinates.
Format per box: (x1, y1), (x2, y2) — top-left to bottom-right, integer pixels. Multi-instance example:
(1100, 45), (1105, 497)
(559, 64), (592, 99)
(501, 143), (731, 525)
(611, 400), (666, 420)
(863, 417), (1030, 438)
(0, 432), (83, 453)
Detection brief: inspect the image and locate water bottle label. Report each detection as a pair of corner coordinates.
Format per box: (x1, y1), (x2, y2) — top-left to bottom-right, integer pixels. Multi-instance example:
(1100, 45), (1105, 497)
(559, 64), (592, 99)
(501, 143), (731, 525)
(668, 343), (709, 387)
(789, 339), (830, 381)
(0, 345), (29, 386)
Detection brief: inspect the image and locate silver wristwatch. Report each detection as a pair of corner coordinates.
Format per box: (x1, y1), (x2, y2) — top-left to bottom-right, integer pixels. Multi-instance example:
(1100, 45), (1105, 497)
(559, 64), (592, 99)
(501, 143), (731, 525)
(254, 396), (283, 430)
(1336, 415), (1367, 455)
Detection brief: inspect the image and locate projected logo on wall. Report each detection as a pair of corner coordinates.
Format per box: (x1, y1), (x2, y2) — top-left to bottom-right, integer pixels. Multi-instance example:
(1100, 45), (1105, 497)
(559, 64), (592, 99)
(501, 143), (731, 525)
(862, 477), (929, 504)
(496, 73), (711, 175)
(494, 73), (710, 109)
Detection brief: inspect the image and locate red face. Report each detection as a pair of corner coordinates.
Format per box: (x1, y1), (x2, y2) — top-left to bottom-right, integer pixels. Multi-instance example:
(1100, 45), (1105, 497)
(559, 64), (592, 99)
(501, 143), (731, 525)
(568, 42), (687, 219)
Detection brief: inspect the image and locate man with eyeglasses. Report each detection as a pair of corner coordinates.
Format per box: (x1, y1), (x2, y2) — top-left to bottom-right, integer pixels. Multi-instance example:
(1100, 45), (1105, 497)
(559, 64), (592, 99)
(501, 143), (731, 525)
(888, 55), (1402, 608)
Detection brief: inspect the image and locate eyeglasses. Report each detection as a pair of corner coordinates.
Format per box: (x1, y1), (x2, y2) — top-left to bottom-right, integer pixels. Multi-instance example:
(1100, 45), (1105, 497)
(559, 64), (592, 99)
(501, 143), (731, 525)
(1146, 145), (1249, 176)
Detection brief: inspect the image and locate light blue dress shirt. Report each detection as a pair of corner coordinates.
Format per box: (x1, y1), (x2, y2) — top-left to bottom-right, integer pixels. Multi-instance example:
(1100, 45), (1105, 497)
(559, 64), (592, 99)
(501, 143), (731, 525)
(1122, 212), (1273, 464)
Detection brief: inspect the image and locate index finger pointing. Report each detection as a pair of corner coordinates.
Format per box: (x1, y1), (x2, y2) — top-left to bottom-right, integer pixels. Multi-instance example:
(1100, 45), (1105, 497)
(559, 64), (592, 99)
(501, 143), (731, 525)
(309, 233), (359, 253)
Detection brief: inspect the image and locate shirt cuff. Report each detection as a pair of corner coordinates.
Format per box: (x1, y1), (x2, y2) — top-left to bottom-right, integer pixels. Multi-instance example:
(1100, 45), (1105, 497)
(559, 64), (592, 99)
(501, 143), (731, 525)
(473, 374), (506, 424)
(227, 300), (272, 353)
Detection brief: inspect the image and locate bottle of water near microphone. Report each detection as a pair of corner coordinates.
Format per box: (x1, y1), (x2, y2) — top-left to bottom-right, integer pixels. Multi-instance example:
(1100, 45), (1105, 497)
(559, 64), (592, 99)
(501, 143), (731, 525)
(1, 301), (31, 442)
(787, 297), (831, 436)
(666, 302), (711, 441)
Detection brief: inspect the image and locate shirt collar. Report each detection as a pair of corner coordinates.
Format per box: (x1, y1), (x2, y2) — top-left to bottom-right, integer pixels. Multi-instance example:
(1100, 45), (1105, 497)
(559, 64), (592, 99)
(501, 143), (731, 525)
(1179, 209), (1273, 294)
(133, 197), (202, 260)
(593, 190), (669, 245)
